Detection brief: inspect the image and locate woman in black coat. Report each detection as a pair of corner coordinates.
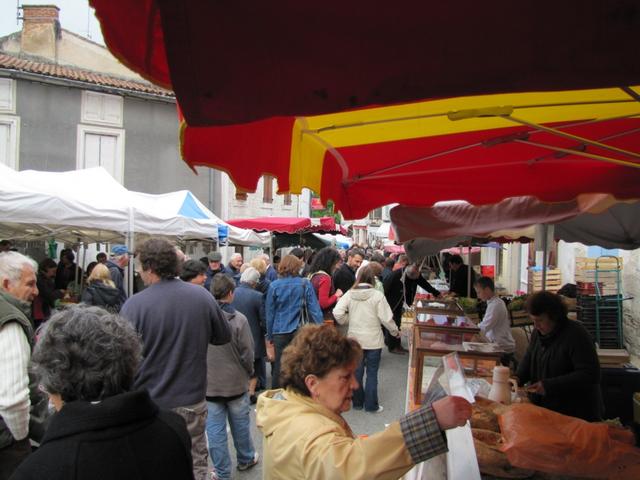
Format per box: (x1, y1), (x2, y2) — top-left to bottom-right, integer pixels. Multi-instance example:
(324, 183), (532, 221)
(11, 306), (194, 480)
(80, 264), (122, 312)
(516, 291), (603, 422)
(33, 258), (64, 327)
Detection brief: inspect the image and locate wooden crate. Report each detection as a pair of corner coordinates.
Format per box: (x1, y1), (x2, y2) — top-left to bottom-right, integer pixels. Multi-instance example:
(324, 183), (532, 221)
(598, 348), (630, 368)
(528, 268), (561, 293)
(577, 282), (619, 296)
(575, 257), (623, 270)
(575, 271), (619, 282)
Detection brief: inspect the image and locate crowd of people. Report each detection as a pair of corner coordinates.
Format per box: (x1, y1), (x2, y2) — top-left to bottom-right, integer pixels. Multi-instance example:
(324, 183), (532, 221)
(0, 238), (602, 479)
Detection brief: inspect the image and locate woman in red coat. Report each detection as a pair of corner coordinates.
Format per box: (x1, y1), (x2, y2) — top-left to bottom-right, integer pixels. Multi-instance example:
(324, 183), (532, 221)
(308, 247), (344, 325)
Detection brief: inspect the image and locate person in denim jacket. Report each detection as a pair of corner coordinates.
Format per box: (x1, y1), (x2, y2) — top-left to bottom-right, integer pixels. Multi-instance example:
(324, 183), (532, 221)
(265, 255), (323, 388)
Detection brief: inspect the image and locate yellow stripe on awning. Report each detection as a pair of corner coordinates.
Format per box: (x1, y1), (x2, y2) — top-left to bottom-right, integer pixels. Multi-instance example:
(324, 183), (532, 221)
(305, 86), (640, 148)
(288, 86), (640, 195)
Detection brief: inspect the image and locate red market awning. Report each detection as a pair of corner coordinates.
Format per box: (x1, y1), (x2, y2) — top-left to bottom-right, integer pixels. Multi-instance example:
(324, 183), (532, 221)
(180, 87), (640, 219)
(91, 0), (640, 126)
(226, 217), (311, 234)
(90, 1), (640, 219)
(310, 216), (346, 235)
(227, 216), (345, 235)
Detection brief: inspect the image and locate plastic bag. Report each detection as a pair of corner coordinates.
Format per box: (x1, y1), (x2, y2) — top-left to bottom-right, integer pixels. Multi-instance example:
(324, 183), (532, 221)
(499, 403), (640, 479)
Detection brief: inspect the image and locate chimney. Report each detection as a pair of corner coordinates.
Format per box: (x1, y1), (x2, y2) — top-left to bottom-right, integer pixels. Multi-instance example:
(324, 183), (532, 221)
(20, 5), (61, 60)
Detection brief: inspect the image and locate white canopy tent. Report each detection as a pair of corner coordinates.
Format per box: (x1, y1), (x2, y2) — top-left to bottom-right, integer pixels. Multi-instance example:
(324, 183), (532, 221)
(0, 164), (269, 246)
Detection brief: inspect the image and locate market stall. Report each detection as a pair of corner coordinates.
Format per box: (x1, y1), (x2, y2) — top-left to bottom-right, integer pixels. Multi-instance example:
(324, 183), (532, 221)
(227, 216), (345, 251)
(0, 164), (268, 246)
(88, 5), (640, 477)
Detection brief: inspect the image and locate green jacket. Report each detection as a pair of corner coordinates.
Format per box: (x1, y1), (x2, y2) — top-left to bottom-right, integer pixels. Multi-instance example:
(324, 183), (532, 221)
(0, 289), (48, 449)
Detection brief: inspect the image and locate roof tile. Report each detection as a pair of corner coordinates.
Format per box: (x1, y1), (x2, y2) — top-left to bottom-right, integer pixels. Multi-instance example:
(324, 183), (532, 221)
(0, 52), (174, 98)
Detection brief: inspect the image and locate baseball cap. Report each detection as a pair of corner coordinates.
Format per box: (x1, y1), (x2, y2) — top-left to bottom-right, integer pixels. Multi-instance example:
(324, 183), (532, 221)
(111, 245), (129, 256)
(208, 251), (222, 262)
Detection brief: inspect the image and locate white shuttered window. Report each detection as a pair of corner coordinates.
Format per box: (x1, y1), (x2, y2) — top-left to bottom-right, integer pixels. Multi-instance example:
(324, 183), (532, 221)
(0, 116), (19, 169)
(76, 125), (125, 182)
(81, 91), (123, 127)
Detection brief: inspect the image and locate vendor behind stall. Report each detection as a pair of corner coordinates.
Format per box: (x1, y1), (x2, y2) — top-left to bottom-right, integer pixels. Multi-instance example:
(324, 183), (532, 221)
(383, 262), (440, 354)
(516, 291), (603, 422)
(448, 254), (477, 298)
(474, 276), (515, 367)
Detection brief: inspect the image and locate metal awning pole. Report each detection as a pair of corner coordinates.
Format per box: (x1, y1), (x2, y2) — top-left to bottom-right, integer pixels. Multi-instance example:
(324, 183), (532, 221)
(127, 207), (135, 298)
(467, 245), (472, 297)
(541, 224), (548, 291)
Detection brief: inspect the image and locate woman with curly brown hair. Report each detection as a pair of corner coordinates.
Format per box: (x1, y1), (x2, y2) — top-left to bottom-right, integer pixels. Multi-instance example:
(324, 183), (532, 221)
(256, 324), (472, 480)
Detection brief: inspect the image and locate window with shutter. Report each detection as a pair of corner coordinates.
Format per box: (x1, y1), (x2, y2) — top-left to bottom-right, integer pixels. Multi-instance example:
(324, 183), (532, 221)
(81, 91), (123, 127)
(0, 79), (16, 113)
(0, 116), (19, 169)
(76, 125), (125, 182)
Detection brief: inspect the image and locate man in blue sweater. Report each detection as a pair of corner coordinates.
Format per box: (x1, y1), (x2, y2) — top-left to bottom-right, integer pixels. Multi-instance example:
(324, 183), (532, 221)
(120, 239), (230, 480)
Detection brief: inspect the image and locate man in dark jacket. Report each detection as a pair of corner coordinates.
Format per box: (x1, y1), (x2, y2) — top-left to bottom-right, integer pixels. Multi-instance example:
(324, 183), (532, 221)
(448, 254), (477, 298)
(263, 254), (278, 282)
(54, 248), (77, 290)
(204, 251), (229, 292)
(33, 258), (64, 326)
(231, 267), (267, 401)
(332, 248), (364, 294)
(383, 263), (440, 354)
(106, 245), (129, 304)
(227, 253), (243, 285)
(120, 239), (230, 480)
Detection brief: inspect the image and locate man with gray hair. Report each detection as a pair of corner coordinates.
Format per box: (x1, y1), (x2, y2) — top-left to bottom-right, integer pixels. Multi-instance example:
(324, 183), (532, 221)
(227, 253), (243, 285)
(232, 267), (267, 403)
(261, 253), (278, 282)
(0, 252), (41, 478)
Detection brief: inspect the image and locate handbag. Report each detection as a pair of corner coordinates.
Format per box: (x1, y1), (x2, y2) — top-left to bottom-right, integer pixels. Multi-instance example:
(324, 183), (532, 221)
(299, 280), (311, 326)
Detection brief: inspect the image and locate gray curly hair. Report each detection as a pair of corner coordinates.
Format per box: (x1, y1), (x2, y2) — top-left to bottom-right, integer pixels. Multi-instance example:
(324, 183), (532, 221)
(32, 305), (142, 402)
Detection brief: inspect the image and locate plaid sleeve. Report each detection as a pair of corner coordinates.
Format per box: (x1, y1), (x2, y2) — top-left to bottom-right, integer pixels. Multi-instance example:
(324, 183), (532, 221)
(399, 406), (448, 464)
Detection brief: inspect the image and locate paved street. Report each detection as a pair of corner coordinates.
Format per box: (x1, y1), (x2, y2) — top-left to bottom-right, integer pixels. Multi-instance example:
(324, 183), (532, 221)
(222, 348), (410, 480)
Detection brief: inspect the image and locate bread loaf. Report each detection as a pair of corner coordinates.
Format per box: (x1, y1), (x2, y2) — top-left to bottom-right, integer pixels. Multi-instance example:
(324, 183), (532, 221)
(473, 438), (534, 479)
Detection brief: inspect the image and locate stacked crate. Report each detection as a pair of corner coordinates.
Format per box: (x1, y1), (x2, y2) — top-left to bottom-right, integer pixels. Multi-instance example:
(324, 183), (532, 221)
(575, 257), (622, 295)
(527, 268), (561, 293)
(575, 257), (623, 349)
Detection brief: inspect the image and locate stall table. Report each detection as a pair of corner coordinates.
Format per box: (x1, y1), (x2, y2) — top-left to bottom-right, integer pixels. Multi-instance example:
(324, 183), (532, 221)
(411, 323), (503, 406)
(414, 299), (464, 317)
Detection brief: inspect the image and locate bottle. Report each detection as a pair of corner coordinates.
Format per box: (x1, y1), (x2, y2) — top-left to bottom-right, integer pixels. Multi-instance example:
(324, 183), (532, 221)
(488, 365), (517, 405)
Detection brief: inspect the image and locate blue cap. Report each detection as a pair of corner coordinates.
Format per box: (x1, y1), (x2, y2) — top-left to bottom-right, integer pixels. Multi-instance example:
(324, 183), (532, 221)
(111, 245), (129, 256)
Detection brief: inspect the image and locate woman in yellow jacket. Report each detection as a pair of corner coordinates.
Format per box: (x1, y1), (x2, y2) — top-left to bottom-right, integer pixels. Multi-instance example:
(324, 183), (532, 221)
(256, 324), (472, 480)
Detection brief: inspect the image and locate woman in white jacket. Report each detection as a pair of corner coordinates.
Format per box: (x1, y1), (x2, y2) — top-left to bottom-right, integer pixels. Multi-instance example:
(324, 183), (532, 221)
(333, 265), (400, 413)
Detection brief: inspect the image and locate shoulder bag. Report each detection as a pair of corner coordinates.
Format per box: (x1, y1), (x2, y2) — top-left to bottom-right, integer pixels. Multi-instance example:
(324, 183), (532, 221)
(299, 279), (311, 326)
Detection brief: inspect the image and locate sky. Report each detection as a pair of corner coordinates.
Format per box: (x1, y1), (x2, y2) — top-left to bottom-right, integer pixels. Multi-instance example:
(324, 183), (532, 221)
(0, 0), (104, 44)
